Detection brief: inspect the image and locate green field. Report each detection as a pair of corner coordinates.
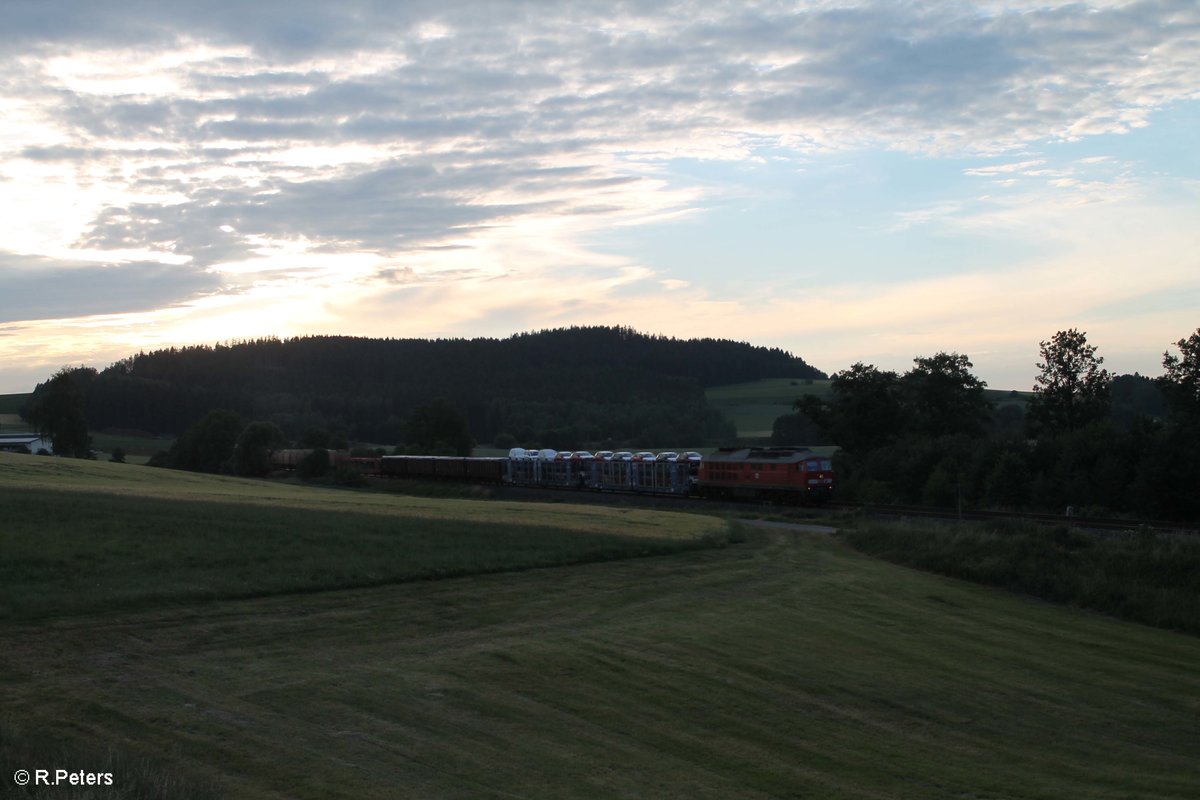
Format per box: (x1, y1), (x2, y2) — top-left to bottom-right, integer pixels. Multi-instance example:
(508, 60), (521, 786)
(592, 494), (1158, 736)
(0, 393), (29, 415)
(0, 453), (725, 621)
(0, 390), (172, 459)
(2, 454), (1199, 799)
(706, 378), (831, 438)
(707, 379), (1034, 439)
(985, 387), (1033, 408)
(89, 431), (176, 460)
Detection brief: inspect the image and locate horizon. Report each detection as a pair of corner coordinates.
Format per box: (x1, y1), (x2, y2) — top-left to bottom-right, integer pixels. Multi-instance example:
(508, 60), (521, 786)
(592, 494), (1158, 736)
(1, 325), (1178, 398)
(1, 2), (1197, 394)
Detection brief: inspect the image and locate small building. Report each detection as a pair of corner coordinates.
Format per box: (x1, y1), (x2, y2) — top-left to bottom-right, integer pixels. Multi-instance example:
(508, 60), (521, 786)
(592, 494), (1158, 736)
(0, 433), (53, 455)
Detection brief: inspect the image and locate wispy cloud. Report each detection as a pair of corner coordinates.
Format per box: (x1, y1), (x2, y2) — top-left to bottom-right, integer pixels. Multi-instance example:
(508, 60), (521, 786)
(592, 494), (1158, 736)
(0, 1), (1198, 389)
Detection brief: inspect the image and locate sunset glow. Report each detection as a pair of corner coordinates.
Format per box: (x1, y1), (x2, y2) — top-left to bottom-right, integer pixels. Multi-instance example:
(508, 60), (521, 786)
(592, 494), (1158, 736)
(2, 1), (1197, 391)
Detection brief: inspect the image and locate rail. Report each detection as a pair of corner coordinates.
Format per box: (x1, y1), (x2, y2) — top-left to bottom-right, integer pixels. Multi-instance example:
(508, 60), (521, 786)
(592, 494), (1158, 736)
(826, 502), (1198, 534)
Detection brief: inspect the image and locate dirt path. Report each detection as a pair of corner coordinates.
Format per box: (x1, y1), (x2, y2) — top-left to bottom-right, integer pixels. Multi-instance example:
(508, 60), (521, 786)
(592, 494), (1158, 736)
(739, 518), (838, 535)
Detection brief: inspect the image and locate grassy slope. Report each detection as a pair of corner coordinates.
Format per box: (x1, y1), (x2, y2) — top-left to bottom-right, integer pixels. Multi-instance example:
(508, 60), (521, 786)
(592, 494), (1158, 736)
(706, 378), (831, 438)
(4, 528), (1198, 799)
(0, 453), (721, 537)
(2, 455), (1198, 798)
(844, 519), (1200, 634)
(0, 454), (723, 622)
(0, 487), (725, 621)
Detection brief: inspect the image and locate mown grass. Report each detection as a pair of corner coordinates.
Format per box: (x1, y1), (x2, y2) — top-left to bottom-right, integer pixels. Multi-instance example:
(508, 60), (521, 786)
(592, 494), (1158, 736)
(842, 518), (1200, 634)
(4, 528), (1198, 799)
(0, 486), (723, 621)
(0, 472), (725, 621)
(4, 453), (1200, 798)
(0, 452), (723, 539)
(1, 720), (222, 800)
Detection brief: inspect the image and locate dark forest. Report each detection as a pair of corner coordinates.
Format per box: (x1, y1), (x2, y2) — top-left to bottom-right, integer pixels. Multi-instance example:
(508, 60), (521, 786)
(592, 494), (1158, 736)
(24, 326), (824, 448)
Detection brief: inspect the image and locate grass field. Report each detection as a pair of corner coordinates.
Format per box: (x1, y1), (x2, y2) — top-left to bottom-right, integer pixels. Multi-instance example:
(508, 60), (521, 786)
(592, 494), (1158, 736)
(89, 431), (176, 460)
(3, 454), (1199, 798)
(0, 393), (29, 415)
(844, 518), (1200, 635)
(0, 454), (721, 537)
(985, 387), (1033, 409)
(0, 454), (725, 619)
(706, 379), (1034, 439)
(706, 378), (831, 438)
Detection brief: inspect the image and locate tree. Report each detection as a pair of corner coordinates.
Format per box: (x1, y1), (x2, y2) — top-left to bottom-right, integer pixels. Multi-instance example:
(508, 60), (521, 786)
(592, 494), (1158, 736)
(770, 410), (829, 446)
(1028, 329), (1112, 435)
(1160, 328), (1200, 421)
(900, 352), (990, 437)
(405, 399), (474, 456)
(983, 448), (1031, 509)
(1109, 373), (1166, 430)
(167, 410), (244, 472)
(296, 448), (331, 480)
(298, 427), (333, 449)
(25, 367), (92, 457)
(232, 421), (286, 477)
(798, 363), (901, 453)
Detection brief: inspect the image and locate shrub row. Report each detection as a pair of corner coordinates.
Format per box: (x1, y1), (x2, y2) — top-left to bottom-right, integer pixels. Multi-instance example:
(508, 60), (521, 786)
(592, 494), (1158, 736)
(842, 520), (1200, 635)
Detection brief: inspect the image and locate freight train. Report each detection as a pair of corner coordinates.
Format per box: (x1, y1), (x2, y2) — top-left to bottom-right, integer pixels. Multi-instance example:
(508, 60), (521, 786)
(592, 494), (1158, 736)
(277, 446), (834, 504)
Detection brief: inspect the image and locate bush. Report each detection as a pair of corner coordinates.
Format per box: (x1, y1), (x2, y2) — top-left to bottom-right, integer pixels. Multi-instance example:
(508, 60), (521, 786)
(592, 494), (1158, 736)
(296, 448), (331, 480)
(334, 464), (368, 487)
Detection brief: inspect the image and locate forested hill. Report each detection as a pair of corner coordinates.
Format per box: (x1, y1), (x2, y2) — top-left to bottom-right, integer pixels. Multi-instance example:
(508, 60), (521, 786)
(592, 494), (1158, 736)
(44, 327), (825, 446)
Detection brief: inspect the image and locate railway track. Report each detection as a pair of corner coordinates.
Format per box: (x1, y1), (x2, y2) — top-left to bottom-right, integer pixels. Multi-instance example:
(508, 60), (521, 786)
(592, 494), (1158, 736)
(491, 484), (1197, 534)
(377, 475), (1197, 535)
(826, 502), (1198, 535)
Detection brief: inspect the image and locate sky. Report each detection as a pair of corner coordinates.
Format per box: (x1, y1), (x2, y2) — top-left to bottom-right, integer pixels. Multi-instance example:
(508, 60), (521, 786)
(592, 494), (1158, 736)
(1, 0), (1197, 394)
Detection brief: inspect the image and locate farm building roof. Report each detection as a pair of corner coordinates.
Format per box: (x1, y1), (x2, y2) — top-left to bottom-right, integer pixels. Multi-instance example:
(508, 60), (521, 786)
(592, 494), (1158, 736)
(0, 433), (53, 453)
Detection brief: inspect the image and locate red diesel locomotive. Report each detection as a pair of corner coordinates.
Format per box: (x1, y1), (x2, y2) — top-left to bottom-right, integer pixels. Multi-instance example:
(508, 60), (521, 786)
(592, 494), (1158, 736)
(697, 447), (834, 503)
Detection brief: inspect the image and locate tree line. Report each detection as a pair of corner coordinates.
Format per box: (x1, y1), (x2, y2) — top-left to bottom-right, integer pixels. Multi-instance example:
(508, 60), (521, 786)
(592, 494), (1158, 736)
(784, 328), (1200, 522)
(24, 322), (1196, 522)
(21, 326), (823, 454)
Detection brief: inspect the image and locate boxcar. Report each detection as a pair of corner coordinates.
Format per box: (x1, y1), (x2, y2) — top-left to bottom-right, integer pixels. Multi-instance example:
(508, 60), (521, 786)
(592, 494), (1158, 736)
(332, 454), (382, 475)
(465, 457), (506, 483)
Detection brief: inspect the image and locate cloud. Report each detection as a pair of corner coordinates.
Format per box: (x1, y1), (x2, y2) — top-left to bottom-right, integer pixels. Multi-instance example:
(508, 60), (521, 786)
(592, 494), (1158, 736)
(963, 160), (1047, 177)
(0, 253), (220, 323)
(10, 3), (1196, 240)
(0, 1), (1197, 390)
